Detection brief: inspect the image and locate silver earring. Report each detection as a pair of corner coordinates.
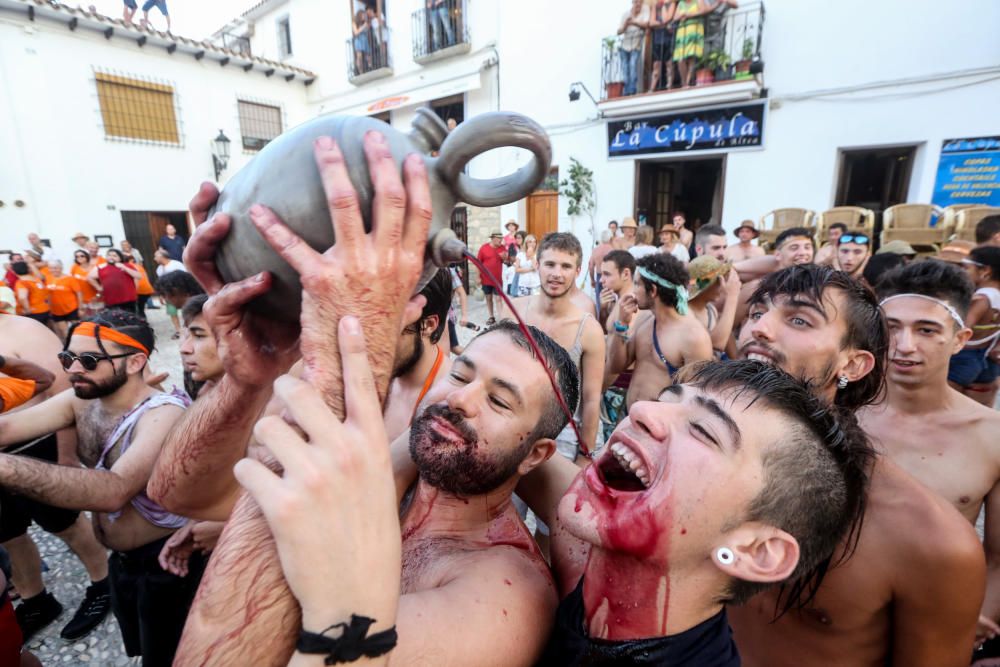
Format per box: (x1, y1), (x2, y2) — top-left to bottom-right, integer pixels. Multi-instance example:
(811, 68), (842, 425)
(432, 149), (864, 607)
(837, 376), (849, 389)
(716, 547), (735, 565)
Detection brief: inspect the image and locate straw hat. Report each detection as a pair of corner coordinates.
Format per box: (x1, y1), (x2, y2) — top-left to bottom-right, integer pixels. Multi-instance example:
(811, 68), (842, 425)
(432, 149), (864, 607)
(935, 240), (975, 264)
(733, 219), (759, 239)
(876, 240), (917, 257)
(505, 220), (519, 232)
(72, 232), (89, 242)
(621, 216), (638, 229)
(688, 256), (732, 300)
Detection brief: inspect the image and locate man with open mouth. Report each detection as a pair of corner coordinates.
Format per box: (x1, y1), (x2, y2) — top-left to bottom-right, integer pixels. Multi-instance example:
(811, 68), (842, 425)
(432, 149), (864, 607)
(730, 264), (985, 666)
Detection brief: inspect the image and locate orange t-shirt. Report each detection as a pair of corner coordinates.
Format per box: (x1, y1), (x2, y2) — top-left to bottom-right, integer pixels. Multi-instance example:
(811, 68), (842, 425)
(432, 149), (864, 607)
(133, 265), (155, 296)
(71, 264), (98, 304)
(47, 276), (80, 316)
(15, 277), (49, 315)
(39, 266), (53, 284)
(0, 378), (35, 412)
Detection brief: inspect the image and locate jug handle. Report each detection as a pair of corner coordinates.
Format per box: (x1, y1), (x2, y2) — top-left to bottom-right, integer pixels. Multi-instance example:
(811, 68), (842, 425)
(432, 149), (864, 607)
(435, 112), (552, 208)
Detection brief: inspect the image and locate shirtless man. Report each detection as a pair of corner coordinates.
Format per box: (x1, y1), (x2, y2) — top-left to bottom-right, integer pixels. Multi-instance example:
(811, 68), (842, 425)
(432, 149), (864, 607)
(694, 223), (727, 261)
(606, 252), (713, 408)
(503, 232), (605, 460)
(597, 249), (635, 332)
(861, 260), (1000, 658)
(833, 231), (871, 279)
(0, 315), (111, 643)
(383, 268), (452, 442)
(734, 226), (815, 325)
(813, 222), (846, 266)
(725, 220), (764, 262)
(0, 310), (198, 665)
(242, 319), (577, 665)
(730, 264), (985, 667)
(671, 211), (694, 250)
(613, 216), (638, 251)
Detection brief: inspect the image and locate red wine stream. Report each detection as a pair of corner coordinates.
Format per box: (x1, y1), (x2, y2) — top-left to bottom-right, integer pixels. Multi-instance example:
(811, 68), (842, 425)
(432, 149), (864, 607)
(464, 251), (589, 457)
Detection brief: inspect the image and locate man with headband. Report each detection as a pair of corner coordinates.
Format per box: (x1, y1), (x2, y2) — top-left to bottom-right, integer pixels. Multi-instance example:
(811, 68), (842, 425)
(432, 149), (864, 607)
(862, 260), (1000, 662)
(0, 309), (198, 666)
(606, 252), (712, 408)
(729, 264), (984, 666)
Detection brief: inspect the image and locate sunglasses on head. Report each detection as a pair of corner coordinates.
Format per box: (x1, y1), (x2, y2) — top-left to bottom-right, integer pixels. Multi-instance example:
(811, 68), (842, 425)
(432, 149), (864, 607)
(58, 350), (138, 371)
(839, 234), (870, 245)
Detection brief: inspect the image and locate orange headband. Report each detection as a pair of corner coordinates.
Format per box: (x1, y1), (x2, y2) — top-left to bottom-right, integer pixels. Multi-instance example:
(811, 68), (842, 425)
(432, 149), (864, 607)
(72, 322), (150, 356)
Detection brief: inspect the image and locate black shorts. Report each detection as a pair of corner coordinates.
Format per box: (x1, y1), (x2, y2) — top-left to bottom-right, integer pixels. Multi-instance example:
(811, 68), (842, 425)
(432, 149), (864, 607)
(109, 536), (207, 666)
(482, 285), (498, 296)
(52, 310), (79, 323)
(23, 312), (51, 325)
(652, 27), (675, 62)
(0, 435), (80, 543)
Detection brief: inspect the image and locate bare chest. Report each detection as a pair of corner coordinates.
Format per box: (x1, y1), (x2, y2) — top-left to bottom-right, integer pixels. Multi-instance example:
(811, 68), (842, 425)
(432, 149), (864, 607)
(75, 402), (126, 467)
(400, 536), (472, 594)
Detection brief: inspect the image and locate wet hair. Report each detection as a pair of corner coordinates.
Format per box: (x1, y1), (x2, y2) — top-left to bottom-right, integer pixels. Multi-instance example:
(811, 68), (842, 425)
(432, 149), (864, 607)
(11, 262), (29, 276)
(683, 360), (873, 613)
(695, 224), (725, 250)
(969, 246), (1000, 281)
(875, 259), (974, 320)
(861, 252), (905, 288)
(538, 232), (583, 268)
(181, 294), (209, 325)
(602, 249), (636, 276)
(67, 308), (156, 357)
(750, 265), (888, 410)
(976, 214), (1000, 244)
(636, 253), (690, 311)
(774, 227), (815, 249)
(418, 268), (453, 344)
(466, 320), (579, 442)
(828, 223), (848, 234)
(156, 270), (205, 298)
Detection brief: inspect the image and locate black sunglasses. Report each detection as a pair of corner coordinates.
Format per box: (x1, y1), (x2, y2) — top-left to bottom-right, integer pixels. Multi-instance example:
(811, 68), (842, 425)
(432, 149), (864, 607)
(58, 351), (138, 371)
(839, 234), (870, 245)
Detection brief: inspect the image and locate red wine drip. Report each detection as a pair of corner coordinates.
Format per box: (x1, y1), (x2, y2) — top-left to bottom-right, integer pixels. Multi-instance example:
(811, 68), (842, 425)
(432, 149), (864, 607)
(463, 251), (589, 457)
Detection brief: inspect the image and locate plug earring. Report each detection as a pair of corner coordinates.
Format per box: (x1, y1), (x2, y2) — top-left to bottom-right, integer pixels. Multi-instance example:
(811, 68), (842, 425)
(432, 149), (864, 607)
(715, 547), (735, 565)
(837, 375), (849, 389)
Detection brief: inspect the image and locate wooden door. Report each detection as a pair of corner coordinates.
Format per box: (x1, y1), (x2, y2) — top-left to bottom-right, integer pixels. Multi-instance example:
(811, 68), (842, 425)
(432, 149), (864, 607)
(450, 206), (470, 293)
(527, 192), (558, 239)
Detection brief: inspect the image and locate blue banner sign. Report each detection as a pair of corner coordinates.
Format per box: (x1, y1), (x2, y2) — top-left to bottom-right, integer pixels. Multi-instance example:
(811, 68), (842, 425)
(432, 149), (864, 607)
(607, 102), (766, 158)
(931, 136), (1000, 208)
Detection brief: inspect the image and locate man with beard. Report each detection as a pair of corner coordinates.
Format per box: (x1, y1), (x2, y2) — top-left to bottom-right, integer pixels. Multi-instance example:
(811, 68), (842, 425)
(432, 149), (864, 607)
(861, 260), (1000, 661)
(694, 223), (727, 262)
(0, 310), (198, 665)
(729, 264), (985, 667)
(606, 252), (713, 408)
(0, 315), (111, 643)
(503, 232), (604, 461)
(383, 268), (452, 442)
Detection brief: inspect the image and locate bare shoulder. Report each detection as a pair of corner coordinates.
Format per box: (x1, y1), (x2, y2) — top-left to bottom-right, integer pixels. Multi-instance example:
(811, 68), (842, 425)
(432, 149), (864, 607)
(502, 295), (531, 319)
(135, 399), (187, 430)
(453, 542), (557, 607)
(0, 315), (63, 358)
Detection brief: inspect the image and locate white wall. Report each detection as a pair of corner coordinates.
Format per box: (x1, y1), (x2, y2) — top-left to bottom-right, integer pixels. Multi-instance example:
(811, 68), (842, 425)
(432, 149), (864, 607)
(0, 11), (311, 252)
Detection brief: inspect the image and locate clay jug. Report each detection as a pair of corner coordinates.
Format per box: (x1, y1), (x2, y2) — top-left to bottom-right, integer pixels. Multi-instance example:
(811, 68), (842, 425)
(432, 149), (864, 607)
(213, 108), (551, 321)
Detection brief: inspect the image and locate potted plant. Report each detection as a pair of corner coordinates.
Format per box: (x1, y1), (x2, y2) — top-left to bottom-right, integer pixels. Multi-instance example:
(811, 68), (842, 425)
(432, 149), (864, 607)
(603, 37), (625, 99)
(696, 50), (729, 86)
(734, 38), (754, 79)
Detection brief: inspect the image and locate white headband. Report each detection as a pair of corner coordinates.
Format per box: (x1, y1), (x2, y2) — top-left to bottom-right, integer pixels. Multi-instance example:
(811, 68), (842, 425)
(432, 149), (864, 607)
(879, 293), (965, 329)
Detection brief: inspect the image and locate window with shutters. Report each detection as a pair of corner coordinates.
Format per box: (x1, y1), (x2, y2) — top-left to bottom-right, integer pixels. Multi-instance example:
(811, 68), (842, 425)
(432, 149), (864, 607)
(95, 71), (180, 144)
(238, 100), (283, 152)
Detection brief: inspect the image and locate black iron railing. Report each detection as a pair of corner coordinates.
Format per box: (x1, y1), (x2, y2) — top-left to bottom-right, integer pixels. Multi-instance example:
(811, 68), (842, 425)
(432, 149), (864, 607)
(411, 0), (469, 60)
(346, 24), (392, 80)
(218, 31), (251, 56)
(600, 1), (764, 99)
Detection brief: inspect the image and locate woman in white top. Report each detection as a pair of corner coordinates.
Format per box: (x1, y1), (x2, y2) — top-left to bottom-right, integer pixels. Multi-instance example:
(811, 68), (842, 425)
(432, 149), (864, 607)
(658, 226), (691, 263)
(628, 225), (659, 260)
(516, 234), (541, 296)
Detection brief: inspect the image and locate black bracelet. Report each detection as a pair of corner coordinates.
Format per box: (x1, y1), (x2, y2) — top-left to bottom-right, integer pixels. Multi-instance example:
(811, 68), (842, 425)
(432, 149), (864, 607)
(297, 615), (397, 665)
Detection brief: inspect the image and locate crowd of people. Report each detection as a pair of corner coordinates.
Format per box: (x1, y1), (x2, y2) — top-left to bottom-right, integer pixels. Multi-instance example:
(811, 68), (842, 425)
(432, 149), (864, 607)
(1, 131), (1000, 666)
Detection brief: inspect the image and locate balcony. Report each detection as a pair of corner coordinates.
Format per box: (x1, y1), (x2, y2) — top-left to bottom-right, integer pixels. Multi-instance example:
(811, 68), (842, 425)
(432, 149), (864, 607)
(215, 30), (251, 56)
(598, 1), (764, 117)
(346, 25), (393, 85)
(411, 0), (471, 65)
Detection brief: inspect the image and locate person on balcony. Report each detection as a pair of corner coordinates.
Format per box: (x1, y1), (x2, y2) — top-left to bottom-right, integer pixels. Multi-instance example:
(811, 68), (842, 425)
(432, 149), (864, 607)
(617, 0), (650, 96)
(673, 0), (711, 88)
(428, 0), (456, 51)
(352, 9), (371, 74)
(366, 6), (387, 67)
(649, 0), (677, 92)
(705, 0), (739, 56)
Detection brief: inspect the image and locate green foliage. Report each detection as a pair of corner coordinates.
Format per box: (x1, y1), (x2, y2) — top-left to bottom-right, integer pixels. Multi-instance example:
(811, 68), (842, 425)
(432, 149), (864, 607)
(742, 38), (754, 61)
(701, 49), (731, 71)
(559, 157), (595, 218)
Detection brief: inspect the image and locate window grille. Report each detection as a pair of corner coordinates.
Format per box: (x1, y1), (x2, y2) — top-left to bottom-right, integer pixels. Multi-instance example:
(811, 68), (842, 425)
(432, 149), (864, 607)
(95, 72), (179, 144)
(238, 100), (283, 151)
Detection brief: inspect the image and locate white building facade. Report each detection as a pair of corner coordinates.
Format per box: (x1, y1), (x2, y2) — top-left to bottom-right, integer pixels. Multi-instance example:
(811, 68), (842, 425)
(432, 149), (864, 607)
(3, 0), (999, 279)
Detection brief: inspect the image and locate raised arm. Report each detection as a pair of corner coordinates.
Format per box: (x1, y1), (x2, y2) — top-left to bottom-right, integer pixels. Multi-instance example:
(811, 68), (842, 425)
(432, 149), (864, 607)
(710, 270), (742, 353)
(734, 254), (778, 282)
(175, 132), (430, 666)
(606, 295), (640, 377)
(0, 389), (76, 448)
(0, 354), (54, 397)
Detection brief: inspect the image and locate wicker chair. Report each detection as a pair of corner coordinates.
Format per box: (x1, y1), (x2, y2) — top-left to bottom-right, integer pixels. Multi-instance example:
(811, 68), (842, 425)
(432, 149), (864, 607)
(758, 208), (817, 251)
(880, 204), (946, 252)
(953, 206), (1000, 243)
(817, 206), (875, 244)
